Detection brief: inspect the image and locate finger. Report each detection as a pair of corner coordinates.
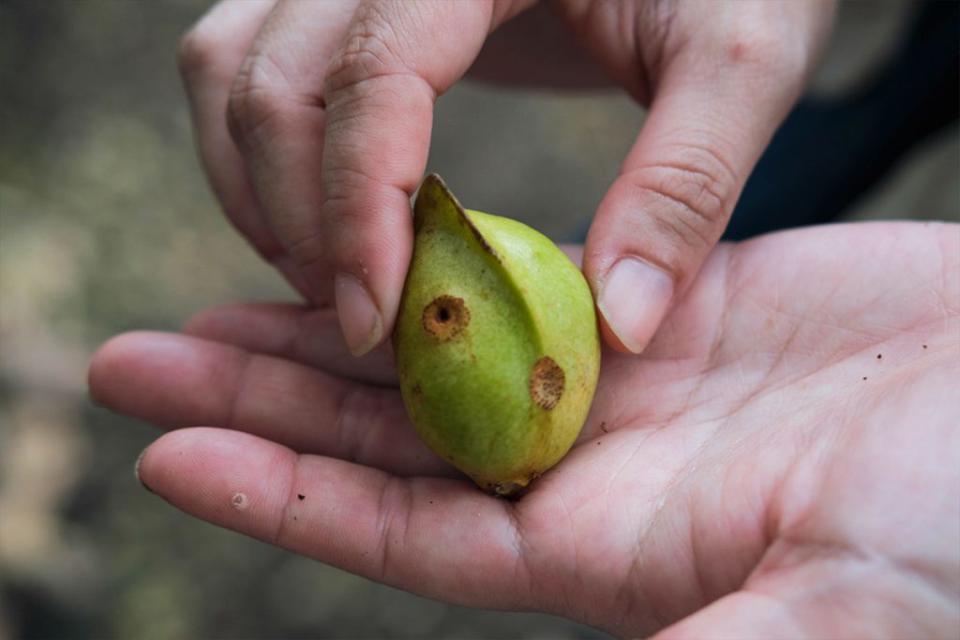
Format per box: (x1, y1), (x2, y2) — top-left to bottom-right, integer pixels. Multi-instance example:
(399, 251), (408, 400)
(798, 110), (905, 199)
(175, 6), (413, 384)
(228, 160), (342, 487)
(89, 332), (450, 477)
(176, 0), (315, 295)
(224, 0), (359, 304)
(584, 10), (826, 354)
(137, 428), (530, 609)
(181, 297), (624, 443)
(183, 302), (397, 386)
(321, 0), (515, 356)
(227, 0), (532, 356)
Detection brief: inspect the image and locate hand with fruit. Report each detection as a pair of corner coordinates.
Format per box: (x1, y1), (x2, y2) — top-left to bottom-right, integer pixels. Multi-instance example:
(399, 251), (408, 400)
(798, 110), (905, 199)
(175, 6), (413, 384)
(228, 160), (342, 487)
(89, 221), (959, 637)
(93, 1), (959, 636)
(173, 0), (833, 356)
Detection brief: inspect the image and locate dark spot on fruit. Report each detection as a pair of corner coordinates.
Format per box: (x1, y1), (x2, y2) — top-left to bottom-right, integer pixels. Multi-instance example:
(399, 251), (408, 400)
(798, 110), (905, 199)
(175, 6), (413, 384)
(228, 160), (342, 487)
(492, 481), (526, 499)
(923, 344), (928, 349)
(422, 295), (469, 341)
(409, 384), (423, 406)
(862, 376), (868, 381)
(877, 353), (882, 359)
(297, 494), (305, 501)
(530, 356), (565, 410)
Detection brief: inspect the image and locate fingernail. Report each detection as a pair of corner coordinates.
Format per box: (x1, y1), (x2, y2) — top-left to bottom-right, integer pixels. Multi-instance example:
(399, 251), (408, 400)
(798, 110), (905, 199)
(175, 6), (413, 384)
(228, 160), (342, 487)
(597, 258), (674, 354)
(334, 272), (383, 356)
(135, 446), (155, 494)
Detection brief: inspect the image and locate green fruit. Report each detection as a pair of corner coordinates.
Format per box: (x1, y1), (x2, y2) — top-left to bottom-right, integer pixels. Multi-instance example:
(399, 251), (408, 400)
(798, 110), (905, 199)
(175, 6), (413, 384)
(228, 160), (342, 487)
(393, 174), (601, 496)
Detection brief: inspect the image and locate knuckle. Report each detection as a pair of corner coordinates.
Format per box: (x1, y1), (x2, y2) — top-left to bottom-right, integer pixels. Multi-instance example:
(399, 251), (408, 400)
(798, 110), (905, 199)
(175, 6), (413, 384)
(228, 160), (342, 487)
(374, 476), (412, 582)
(322, 165), (376, 209)
(324, 6), (408, 97)
(626, 146), (737, 249)
(334, 385), (369, 462)
(226, 57), (292, 148)
(325, 45), (390, 96)
(176, 24), (219, 77)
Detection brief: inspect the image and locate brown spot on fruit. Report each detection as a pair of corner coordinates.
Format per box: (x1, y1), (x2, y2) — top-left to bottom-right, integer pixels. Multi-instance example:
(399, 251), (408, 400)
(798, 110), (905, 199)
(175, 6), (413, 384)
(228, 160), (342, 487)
(422, 295), (469, 341)
(493, 481), (524, 498)
(530, 356), (565, 410)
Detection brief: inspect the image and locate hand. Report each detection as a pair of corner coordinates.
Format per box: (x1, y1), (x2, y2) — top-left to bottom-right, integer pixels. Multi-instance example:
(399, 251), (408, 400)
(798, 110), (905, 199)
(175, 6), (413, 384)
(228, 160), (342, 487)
(89, 222), (959, 637)
(176, 0), (833, 356)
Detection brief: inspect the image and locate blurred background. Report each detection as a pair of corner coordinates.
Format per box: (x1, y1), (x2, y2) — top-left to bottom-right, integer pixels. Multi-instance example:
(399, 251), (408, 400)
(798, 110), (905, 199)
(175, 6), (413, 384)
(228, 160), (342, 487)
(0, 1), (956, 638)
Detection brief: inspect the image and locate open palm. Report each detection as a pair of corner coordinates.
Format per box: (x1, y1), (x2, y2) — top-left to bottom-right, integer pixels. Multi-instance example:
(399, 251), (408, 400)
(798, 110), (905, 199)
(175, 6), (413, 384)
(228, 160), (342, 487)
(89, 222), (959, 637)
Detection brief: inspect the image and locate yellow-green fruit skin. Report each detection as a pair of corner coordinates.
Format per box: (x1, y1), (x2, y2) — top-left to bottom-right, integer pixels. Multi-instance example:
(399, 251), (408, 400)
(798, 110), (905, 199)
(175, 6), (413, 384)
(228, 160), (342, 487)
(393, 175), (601, 494)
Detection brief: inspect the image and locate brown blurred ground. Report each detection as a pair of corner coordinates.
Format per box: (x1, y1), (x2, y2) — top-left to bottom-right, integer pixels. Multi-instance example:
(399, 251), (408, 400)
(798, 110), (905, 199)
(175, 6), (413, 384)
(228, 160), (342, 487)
(0, 1), (956, 639)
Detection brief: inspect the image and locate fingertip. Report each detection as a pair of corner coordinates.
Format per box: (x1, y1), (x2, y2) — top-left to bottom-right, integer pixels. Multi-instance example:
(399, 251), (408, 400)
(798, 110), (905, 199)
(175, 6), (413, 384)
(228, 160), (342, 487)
(137, 428), (295, 540)
(88, 331), (167, 407)
(87, 332), (248, 428)
(139, 427), (257, 483)
(594, 257), (675, 355)
(135, 443), (155, 493)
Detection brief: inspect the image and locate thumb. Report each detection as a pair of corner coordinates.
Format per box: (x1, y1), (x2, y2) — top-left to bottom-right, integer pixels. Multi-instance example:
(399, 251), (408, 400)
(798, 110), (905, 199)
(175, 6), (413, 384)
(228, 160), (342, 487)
(584, 45), (808, 354)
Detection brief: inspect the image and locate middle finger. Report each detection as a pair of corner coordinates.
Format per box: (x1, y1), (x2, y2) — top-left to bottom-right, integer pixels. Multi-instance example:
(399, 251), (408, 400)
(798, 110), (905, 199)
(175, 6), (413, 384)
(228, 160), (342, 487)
(89, 331), (454, 477)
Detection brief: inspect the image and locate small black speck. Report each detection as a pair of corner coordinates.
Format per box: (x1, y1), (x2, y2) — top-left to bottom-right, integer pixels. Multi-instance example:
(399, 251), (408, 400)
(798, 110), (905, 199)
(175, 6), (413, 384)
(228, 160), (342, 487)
(876, 354), (882, 360)
(293, 516), (298, 521)
(596, 441), (601, 445)
(863, 376), (868, 381)
(428, 500), (434, 505)
(923, 344), (928, 349)
(297, 494), (305, 501)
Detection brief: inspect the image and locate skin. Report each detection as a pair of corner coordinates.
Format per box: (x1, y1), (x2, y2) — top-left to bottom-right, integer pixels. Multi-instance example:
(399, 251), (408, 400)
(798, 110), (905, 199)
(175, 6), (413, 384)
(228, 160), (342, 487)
(175, 0), (834, 356)
(89, 222), (960, 638)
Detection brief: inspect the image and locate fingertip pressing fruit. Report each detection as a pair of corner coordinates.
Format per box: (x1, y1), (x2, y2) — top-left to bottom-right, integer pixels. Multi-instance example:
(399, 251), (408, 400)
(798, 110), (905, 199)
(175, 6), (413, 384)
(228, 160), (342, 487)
(393, 174), (600, 496)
